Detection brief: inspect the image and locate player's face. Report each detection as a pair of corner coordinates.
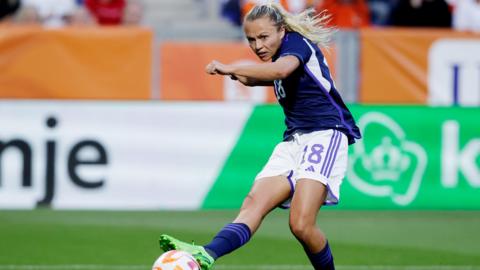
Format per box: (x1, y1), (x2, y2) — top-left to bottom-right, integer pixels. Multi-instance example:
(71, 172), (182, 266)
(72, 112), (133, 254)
(244, 17), (285, 62)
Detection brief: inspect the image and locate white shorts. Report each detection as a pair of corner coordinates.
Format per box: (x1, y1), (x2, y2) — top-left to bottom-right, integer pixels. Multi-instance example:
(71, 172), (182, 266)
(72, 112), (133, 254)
(255, 129), (348, 208)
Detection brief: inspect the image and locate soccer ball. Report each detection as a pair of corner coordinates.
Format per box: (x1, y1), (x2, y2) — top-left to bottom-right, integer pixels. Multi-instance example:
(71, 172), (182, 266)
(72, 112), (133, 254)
(152, 250), (200, 270)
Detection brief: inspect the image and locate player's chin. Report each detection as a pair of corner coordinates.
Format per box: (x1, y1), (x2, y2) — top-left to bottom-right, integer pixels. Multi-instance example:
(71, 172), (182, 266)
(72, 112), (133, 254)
(258, 55), (271, 62)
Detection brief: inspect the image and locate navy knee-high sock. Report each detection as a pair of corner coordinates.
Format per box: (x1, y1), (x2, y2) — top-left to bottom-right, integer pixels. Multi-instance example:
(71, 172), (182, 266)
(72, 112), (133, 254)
(203, 223), (251, 259)
(305, 241), (335, 270)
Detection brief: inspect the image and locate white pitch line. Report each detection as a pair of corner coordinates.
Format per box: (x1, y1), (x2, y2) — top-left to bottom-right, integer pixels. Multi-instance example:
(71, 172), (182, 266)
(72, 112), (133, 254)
(0, 265), (479, 270)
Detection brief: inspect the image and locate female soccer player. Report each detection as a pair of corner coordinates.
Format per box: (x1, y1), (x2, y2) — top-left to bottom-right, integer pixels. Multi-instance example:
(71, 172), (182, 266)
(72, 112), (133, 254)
(159, 3), (361, 270)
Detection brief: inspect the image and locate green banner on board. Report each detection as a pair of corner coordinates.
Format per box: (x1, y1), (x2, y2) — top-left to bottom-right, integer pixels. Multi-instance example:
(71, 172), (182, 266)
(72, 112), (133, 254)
(202, 105), (480, 210)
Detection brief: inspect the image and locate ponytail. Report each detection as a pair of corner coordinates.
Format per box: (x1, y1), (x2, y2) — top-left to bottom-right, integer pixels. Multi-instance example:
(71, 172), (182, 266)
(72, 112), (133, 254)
(244, 2), (334, 48)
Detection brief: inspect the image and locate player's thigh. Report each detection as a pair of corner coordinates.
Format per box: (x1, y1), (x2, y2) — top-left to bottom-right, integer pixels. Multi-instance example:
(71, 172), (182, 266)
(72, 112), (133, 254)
(234, 176), (291, 233)
(238, 176), (291, 215)
(295, 130), (348, 205)
(289, 179), (328, 226)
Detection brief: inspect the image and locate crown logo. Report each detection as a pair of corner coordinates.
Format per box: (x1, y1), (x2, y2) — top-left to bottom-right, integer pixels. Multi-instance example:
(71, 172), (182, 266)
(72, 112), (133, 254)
(348, 112), (428, 206)
(362, 137), (410, 181)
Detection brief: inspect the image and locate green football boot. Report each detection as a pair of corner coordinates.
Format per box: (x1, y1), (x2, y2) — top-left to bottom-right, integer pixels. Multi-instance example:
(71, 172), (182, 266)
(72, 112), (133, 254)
(159, 234), (214, 270)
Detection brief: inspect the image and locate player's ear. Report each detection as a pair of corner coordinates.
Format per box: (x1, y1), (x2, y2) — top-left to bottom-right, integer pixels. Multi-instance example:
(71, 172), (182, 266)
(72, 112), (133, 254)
(279, 25), (285, 39)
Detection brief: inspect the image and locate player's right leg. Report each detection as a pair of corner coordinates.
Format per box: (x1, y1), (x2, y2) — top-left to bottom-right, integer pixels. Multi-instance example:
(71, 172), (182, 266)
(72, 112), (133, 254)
(159, 235), (214, 270)
(233, 175), (292, 233)
(159, 176), (291, 270)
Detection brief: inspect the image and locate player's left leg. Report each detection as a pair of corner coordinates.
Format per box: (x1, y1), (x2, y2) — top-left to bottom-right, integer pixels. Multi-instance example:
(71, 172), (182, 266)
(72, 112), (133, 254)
(289, 179), (334, 270)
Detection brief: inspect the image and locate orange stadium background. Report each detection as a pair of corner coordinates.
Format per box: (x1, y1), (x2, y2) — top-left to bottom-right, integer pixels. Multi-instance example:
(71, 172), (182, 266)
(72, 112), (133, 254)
(359, 28), (479, 104)
(0, 27), (478, 103)
(0, 27), (152, 100)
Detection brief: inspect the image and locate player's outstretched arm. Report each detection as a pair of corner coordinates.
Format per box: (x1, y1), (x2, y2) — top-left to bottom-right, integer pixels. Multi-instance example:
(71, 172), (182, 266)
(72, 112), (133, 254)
(205, 55), (299, 82)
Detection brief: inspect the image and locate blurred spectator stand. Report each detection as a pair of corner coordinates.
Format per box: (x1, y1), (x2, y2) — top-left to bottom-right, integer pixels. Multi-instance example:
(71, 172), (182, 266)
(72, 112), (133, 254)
(85, 0), (125, 25)
(241, 0), (317, 18)
(123, 0), (143, 25)
(18, 0), (83, 27)
(315, 0), (370, 29)
(389, 0), (451, 27)
(367, 0), (396, 26)
(0, 0), (20, 23)
(452, 0), (480, 32)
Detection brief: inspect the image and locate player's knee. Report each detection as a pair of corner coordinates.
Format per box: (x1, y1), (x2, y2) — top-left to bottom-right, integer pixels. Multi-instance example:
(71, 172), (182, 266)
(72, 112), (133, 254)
(289, 217), (313, 240)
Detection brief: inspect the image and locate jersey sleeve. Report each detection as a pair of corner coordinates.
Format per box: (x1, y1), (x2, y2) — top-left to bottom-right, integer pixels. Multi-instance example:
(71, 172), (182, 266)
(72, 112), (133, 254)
(277, 32), (312, 64)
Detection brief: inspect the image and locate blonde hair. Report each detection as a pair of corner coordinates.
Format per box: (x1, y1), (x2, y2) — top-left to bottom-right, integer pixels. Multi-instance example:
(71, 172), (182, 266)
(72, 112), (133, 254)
(244, 2), (334, 48)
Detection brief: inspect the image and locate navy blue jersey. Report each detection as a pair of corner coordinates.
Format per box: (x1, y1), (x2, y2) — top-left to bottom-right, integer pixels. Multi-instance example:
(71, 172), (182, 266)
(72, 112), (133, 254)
(272, 32), (361, 145)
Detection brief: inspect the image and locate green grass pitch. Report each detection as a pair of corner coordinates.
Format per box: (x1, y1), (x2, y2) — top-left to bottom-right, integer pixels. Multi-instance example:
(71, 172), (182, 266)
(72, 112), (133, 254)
(1, 210), (479, 270)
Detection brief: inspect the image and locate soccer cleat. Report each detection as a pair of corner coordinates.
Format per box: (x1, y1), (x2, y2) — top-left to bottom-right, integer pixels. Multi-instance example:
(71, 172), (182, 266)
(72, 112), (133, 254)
(159, 234), (214, 270)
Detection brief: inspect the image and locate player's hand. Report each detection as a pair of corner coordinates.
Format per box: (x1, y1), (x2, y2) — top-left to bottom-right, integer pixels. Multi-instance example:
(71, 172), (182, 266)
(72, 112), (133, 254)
(205, 60), (233, 76)
(205, 61), (218, 75)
